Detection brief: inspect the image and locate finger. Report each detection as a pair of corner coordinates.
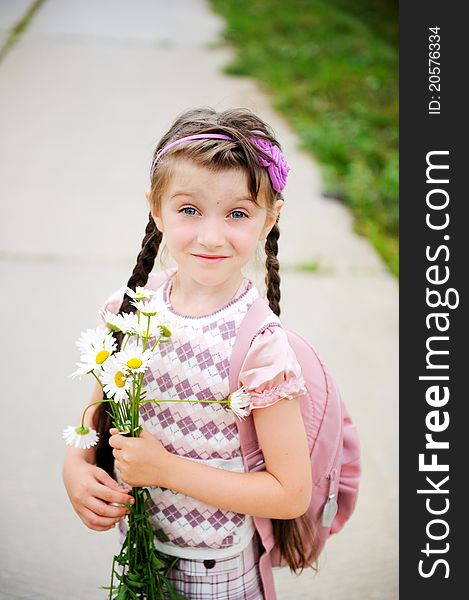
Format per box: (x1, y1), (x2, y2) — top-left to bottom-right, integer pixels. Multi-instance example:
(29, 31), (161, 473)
(108, 434), (124, 449)
(113, 450), (126, 467)
(110, 428), (119, 435)
(114, 459), (122, 477)
(92, 481), (134, 506)
(81, 506), (125, 531)
(114, 467), (132, 487)
(88, 497), (130, 519)
(94, 467), (131, 493)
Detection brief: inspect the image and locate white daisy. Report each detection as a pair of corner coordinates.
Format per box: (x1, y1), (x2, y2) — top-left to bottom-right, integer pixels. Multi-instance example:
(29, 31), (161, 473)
(100, 310), (140, 335)
(63, 425), (99, 449)
(100, 310), (170, 343)
(76, 327), (116, 353)
(116, 343), (155, 375)
(101, 356), (132, 402)
(227, 387), (251, 420)
(157, 324), (172, 340)
(70, 362), (95, 378)
(99, 310), (124, 333)
(131, 318), (168, 341)
(125, 286), (156, 301)
(71, 328), (116, 377)
(131, 298), (158, 316)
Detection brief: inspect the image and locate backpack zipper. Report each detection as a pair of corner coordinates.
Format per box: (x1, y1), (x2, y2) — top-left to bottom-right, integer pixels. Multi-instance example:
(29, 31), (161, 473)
(321, 468), (339, 527)
(320, 394), (343, 527)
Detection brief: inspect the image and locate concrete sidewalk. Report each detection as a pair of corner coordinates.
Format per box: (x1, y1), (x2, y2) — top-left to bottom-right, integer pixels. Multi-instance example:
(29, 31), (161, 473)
(0, 1), (398, 598)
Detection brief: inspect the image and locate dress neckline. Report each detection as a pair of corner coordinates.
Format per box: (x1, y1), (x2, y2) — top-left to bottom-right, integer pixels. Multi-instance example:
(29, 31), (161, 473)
(162, 271), (253, 321)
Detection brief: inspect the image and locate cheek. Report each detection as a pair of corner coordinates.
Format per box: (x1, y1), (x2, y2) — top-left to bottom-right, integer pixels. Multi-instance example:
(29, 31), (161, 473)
(164, 217), (194, 247)
(231, 222), (263, 253)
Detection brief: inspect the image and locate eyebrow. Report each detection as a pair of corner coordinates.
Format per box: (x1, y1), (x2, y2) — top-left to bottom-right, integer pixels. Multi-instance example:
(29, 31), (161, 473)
(170, 192), (253, 202)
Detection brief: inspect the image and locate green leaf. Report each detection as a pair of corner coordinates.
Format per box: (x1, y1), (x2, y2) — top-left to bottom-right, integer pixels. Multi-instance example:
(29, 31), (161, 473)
(115, 586), (132, 600)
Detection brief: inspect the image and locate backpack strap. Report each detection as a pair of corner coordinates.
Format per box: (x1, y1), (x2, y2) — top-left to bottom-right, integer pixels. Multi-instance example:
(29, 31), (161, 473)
(229, 297), (274, 472)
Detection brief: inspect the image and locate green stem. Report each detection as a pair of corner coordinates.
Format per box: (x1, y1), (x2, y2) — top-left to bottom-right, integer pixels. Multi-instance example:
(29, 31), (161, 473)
(134, 374), (143, 434)
(122, 332), (132, 350)
(130, 377), (136, 436)
(80, 399), (111, 428)
(143, 314), (151, 351)
(142, 398), (228, 406)
(135, 370), (144, 403)
(91, 370), (104, 388)
(151, 334), (162, 350)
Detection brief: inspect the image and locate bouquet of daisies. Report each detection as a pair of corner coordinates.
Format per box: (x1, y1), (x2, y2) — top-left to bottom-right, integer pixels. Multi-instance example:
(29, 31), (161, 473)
(64, 285), (252, 599)
(64, 286), (185, 599)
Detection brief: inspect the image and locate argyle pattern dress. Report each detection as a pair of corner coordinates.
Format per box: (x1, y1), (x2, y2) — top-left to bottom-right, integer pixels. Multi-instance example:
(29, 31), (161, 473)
(100, 268), (306, 599)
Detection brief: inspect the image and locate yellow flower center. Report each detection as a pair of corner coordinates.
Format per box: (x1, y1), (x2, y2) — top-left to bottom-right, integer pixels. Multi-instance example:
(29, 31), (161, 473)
(114, 371), (126, 388)
(127, 357), (142, 369)
(96, 350), (110, 364)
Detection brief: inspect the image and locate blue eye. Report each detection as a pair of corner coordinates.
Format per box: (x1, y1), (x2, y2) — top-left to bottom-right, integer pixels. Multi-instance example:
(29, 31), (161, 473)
(180, 206), (198, 216)
(231, 210), (248, 219)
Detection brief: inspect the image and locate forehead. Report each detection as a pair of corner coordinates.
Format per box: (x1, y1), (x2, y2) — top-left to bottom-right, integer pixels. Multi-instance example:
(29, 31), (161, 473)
(165, 159), (250, 199)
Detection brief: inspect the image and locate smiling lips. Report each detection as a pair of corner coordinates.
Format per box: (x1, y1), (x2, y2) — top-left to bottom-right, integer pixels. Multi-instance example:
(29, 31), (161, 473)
(192, 254), (228, 264)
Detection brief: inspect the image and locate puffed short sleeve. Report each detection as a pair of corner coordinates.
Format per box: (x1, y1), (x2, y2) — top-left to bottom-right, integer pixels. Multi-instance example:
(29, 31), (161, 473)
(238, 324), (307, 413)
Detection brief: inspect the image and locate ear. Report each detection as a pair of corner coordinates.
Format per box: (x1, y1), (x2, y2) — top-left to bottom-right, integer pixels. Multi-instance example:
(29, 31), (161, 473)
(147, 192), (164, 233)
(151, 209), (164, 233)
(260, 199), (283, 241)
(149, 208), (164, 233)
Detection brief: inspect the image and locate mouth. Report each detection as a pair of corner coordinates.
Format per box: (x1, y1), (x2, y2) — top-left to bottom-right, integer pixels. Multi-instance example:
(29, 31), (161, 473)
(191, 254), (229, 263)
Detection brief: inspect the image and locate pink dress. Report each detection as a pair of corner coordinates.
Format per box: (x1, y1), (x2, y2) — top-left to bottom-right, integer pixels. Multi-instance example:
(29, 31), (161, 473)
(100, 268), (306, 600)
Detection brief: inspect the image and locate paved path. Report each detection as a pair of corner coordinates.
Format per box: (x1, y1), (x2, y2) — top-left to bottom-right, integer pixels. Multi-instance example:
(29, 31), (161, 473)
(0, 1), (398, 598)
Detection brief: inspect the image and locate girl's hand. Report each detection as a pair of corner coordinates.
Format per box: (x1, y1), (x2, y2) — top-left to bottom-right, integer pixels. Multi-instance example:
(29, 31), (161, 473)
(109, 428), (171, 488)
(63, 459), (135, 531)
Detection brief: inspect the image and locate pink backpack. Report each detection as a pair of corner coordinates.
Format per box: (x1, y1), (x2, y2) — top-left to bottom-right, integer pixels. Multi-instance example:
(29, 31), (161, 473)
(229, 298), (361, 599)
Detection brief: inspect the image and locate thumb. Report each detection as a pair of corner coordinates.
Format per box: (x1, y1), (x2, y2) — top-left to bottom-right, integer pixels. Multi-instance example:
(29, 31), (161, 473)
(139, 429), (154, 440)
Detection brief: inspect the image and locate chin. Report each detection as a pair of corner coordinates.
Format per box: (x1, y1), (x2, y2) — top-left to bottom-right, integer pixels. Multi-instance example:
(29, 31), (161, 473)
(193, 271), (229, 286)
(190, 266), (234, 286)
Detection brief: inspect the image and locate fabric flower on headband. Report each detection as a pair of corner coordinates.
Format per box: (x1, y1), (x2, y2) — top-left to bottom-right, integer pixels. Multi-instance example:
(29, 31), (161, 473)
(250, 134), (290, 193)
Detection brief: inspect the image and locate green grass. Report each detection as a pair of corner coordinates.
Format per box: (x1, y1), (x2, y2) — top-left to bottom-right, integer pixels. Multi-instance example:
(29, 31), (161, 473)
(210, 0), (398, 276)
(291, 261), (322, 274)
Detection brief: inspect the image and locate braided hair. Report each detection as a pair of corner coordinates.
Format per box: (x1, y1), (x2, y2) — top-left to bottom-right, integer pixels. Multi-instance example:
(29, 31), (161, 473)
(265, 221), (281, 317)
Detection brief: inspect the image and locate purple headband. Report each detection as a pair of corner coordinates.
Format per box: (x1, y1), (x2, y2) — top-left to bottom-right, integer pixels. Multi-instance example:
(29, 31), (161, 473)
(151, 132), (290, 193)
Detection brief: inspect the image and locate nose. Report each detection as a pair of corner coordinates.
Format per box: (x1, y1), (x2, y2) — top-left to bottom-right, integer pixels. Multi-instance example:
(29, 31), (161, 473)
(197, 217), (225, 249)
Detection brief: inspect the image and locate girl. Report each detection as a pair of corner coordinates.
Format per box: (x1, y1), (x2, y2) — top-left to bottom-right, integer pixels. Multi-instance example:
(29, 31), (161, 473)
(63, 107), (312, 600)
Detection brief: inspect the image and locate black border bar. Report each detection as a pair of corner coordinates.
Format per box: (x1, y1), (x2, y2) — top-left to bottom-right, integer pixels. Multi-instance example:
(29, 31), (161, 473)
(400, 2), (465, 597)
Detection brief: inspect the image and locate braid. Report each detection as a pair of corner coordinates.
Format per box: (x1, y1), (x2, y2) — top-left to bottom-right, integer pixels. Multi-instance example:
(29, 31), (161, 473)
(119, 213), (162, 315)
(265, 222), (281, 317)
(95, 212), (163, 475)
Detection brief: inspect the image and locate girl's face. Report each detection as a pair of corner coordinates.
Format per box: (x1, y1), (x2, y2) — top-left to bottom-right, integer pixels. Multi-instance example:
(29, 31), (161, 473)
(150, 159), (283, 289)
